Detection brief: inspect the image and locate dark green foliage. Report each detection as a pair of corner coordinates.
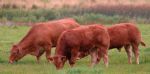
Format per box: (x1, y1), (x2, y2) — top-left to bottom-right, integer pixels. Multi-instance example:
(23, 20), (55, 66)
(0, 9), (56, 22)
(0, 4), (150, 24)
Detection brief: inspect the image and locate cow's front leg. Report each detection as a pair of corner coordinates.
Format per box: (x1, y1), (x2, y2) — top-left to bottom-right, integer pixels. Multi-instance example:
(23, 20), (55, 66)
(44, 45), (51, 62)
(69, 60), (75, 67)
(69, 48), (79, 67)
(90, 50), (98, 67)
(36, 49), (45, 63)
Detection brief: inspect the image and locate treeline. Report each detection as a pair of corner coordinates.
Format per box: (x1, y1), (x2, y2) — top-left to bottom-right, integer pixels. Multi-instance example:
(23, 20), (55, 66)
(0, 4), (150, 25)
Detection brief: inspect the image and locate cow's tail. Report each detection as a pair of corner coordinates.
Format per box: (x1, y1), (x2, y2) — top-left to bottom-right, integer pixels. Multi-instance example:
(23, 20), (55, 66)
(140, 39), (146, 46)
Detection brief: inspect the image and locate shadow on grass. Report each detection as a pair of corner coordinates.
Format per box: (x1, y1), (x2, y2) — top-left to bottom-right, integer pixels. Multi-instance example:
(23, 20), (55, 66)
(0, 59), (50, 65)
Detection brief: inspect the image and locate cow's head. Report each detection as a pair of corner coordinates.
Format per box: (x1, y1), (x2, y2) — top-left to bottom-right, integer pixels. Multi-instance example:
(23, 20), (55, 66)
(49, 55), (67, 70)
(9, 45), (25, 64)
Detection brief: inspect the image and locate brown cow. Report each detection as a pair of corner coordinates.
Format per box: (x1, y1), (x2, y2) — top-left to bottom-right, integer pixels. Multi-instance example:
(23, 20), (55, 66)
(107, 23), (145, 64)
(9, 18), (80, 64)
(49, 25), (110, 70)
(78, 23), (145, 64)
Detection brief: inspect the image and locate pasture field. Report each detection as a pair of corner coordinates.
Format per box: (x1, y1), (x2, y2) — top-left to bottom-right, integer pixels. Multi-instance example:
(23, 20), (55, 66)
(0, 24), (150, 74)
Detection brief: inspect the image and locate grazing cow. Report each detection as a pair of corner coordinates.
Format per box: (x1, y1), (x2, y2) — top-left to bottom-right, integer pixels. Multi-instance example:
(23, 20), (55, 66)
(49, 25), (110, 70)
(78, 23), (146, 64)
(108, 23), (145, 64)
(9, 18), (80, 64)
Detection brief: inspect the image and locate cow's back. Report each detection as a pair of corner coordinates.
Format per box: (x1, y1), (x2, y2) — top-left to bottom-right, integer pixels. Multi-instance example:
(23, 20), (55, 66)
(22, 18), (80, 47)
(46, 18), (80, 46)
(56, 25), (109, 54)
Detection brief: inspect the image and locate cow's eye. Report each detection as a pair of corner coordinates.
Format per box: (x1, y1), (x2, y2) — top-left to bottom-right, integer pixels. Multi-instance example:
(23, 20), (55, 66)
(13, 52), (16, 55)
(12, 52), (17, 55)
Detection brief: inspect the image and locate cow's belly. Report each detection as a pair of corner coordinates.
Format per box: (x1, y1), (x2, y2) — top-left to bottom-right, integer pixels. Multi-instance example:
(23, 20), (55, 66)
(109, 42), (130, 49)
(109, 45), (123, 49)
(80, 45), (93, 51)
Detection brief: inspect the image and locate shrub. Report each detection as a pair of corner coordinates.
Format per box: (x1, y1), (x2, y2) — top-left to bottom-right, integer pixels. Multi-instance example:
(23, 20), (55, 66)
(73, 13), (130, 24)
(2, 4), (11, 9)
(0, 9), (56, 22)
(12, 4), (18, 9)
(32, 5), (38, 9)
(0, 4), (150, 24)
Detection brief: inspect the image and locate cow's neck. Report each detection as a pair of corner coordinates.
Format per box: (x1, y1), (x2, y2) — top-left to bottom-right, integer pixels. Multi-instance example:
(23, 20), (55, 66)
(55, 36), (68, 57)
(18, 38), (32, 51)
(55, 43), (66, 56)
(56, 48), (65, 56)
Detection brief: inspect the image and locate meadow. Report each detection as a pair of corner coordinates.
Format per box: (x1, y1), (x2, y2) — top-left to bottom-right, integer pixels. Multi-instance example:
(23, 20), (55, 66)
(0, 24), (150, 74)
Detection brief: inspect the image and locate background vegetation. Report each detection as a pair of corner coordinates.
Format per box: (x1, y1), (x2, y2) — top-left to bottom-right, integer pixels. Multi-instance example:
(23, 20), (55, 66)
(1, 0), (150, 25)
(0, 4), (150, 25)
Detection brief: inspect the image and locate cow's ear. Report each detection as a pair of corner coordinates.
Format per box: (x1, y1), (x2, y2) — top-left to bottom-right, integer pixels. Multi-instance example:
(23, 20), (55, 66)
(17, 49), (20, 53)
(49, 57), (54, 62)
(13, 48), (19, 54)
(12, 44), (17, 48)
(61, 56), (66, 62)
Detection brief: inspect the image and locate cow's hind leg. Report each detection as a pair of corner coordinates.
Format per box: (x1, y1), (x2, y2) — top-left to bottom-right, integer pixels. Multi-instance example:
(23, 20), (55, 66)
(124, 45), (132, 64)
(132, 43), (140, 64)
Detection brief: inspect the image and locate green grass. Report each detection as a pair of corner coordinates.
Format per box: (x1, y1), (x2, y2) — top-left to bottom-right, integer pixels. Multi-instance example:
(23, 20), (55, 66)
(0, 24), (150, 74)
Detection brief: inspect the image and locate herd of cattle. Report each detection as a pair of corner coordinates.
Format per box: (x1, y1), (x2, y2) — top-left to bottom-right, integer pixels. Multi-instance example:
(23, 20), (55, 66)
(8, 18), (146, 70)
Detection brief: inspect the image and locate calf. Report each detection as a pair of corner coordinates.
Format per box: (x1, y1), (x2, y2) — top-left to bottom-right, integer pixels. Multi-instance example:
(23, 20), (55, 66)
(9, 18), (80, 63)
(78, 23), (145, 64)
(107, 23), (145, 64)
(49, 25), (110, 70)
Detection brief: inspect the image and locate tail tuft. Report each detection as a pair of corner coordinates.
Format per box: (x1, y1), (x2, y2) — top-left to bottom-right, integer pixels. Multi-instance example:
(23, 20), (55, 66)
(141, 41), (146, 46)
